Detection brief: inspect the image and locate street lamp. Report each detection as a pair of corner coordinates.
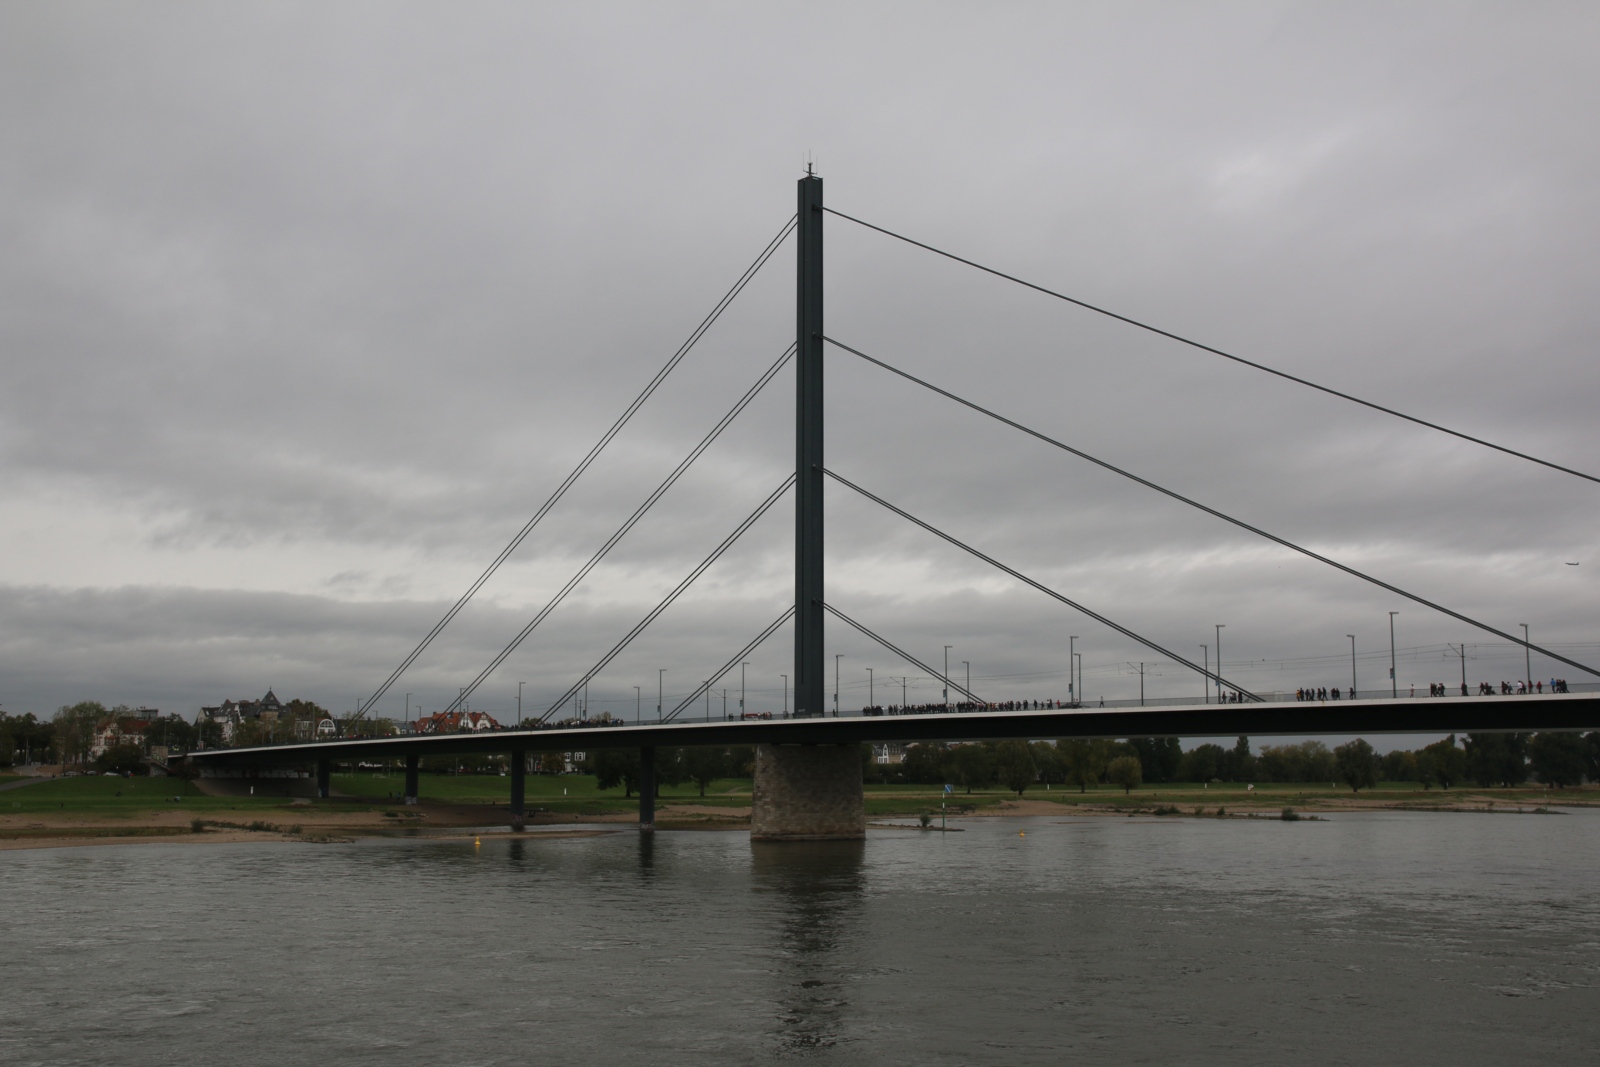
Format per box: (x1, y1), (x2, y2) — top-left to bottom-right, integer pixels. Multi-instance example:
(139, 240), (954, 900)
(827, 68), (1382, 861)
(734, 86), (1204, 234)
(1069, 636), (1079, 704)
(1347, 635), (1357, 699)
(1214, 624), (1225, 703)
(1520, 624), (1532, 693)
(634, 685), (641, 725)
(740, 661), (749, 720)
(1073, 653), (1082, 707)
(658, 669), (666, 722)
(943, 645), (953, 708)
(867, 667), (874, 708)
(516, 682), (523, 727)
(1388, 612), (1399, 698)
(835, 654), (843, 717)
(781, 674), (788, 718)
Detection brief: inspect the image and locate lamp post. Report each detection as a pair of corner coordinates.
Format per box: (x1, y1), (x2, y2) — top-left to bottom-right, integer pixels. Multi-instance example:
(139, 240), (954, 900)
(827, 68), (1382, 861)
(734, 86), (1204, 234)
(1069, 636), (1078, 705)
(516, 682), (523, 727)
(658, 669), (665, 722)
(405, 692), (411, 733)
(1347, 635), (1357, 699)
(867, 667), (874, 708)
(943, 645), (953, 708)
(781, 674), (788, 718)
(1073, 653), (1082, 707)
(1200, 646), (1208, 704)
(1214, 624), (1225, 702)
(1521, 624), (1532, 693)
(834, 654), (842, 717)
(740, 661), (749, 720)
(634, 686), (641, 724)
(1388, 612), (1399, 698)
(1449, 643), (1467, 695)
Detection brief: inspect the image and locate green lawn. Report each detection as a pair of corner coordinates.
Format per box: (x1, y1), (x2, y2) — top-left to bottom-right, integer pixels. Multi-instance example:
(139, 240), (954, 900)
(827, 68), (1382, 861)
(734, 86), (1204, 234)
(1, 775), (299, 817)
(331, 773), (755, 812)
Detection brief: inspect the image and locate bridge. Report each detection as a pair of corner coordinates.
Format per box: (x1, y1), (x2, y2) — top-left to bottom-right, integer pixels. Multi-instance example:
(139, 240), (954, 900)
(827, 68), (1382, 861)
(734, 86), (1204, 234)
(192, 172), (1600, 838)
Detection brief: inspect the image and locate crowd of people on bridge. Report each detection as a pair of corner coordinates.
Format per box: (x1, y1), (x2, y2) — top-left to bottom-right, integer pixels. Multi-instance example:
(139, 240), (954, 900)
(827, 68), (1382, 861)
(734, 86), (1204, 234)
(1294, 680), (1572, 701)
(860, 699), (1074, 716)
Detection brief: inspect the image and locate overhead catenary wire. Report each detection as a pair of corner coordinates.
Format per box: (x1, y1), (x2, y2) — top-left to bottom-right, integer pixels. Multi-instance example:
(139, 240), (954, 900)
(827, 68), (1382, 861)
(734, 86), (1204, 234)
(823, 207), (1600, 487)
(350, 215), (796, 723)
(444, 343), (797, 716)
(825, 336), (1600, 682)
(823, 466), (1264, 700)
(542, 474), (796, 722)
(820, 602), (986, 705)
(663, 607), (796, 722)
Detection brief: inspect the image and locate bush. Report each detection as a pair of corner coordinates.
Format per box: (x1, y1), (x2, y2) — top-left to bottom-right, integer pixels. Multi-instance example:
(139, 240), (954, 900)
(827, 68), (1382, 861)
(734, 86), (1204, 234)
(190, 818), (206, 833)
(1281, 807), (1300, 821)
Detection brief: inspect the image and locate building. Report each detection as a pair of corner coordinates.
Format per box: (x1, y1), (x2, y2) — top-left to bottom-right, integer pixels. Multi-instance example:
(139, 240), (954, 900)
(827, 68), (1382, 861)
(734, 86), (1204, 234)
(872, 742), (906, 765)
(90, 709), (159, 760)
(198, 689), (289, 743)
(415, 710), (501, 734)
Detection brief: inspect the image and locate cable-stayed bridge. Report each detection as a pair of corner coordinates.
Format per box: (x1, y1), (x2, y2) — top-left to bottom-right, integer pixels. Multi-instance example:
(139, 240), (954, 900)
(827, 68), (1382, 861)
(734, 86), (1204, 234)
(193, 173), (1600, 837)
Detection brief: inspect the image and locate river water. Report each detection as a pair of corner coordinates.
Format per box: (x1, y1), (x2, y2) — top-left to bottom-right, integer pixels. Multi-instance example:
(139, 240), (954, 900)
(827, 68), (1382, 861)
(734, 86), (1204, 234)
(3, 810), (1598, 1065)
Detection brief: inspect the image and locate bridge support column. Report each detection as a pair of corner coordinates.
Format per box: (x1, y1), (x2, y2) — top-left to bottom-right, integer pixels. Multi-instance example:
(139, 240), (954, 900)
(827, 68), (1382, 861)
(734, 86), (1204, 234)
(509, 747), (526, 820)
(750, 743), (864, 841)
(404, 754), (419, 805)
(638, 745), (655, 831)
(316, 759), (331, 799)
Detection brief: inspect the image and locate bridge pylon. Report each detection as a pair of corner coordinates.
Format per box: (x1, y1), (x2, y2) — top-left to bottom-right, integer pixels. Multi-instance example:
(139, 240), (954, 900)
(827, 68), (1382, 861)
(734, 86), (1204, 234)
(751, 171), (867, 841)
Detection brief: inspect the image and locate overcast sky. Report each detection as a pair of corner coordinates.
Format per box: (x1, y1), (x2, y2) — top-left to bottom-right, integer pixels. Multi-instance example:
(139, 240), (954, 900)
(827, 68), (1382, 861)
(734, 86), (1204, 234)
(3, 2), (1597, 739)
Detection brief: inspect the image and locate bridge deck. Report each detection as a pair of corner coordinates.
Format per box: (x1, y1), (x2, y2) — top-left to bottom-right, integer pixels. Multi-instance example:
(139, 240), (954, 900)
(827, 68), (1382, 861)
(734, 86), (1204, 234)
(189, 693), (1600, 767)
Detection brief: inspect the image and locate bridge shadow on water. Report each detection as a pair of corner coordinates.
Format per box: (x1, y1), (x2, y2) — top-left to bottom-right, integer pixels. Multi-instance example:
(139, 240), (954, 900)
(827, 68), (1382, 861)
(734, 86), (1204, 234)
(750, 840), (867, 1054)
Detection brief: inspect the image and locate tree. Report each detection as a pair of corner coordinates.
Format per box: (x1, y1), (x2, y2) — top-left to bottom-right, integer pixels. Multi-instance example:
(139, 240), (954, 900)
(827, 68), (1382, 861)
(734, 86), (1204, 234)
(1059, 739), (1103, 792)
(1106, 755), (1142, 795)
(1031, 742), (1065, 786)
(951, 743), (994, 794)
(53, 702), (106, 768)
(902, 743), (950, 785)
(1127, 737), (1182, 783)
(1528, 732), (1587, 788)
(1418, 735), (1465, 789)
(1381, 749), (1417, 782)
(1585, 733), (1600, 784)
(1178, 743), (1224, 783)
(994, 740), (1037, 797)
(594, 748), (641, 796)
(683, 746), (728, 797)
(1334, 738), (1377, 792)
(1217, 737), (1255, 782)
(1464, 733), (1529, 787)
(94, 741), (145, 776)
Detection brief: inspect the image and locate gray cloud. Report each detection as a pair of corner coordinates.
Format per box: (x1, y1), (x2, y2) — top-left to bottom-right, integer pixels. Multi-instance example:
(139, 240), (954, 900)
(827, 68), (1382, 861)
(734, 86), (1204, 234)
(2, 3), (1597, 726)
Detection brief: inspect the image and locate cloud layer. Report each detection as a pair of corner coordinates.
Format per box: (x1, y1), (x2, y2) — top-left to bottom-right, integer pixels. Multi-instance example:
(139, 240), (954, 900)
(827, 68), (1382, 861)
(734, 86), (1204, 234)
(2, 3), (1597, 727)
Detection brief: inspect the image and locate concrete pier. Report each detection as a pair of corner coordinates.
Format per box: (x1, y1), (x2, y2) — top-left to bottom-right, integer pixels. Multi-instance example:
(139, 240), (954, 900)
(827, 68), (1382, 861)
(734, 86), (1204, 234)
(750, 744), (864, 841)
(638, 745), (656, 831)
(509, 747), (525, 820)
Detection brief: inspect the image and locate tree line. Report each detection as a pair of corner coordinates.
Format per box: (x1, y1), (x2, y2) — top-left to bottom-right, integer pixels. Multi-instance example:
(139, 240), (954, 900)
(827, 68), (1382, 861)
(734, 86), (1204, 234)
(876, 731), (1600, 794)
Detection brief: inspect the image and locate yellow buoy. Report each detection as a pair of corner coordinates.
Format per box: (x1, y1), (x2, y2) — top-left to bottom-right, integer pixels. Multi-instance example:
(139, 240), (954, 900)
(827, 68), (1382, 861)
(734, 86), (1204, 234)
(474, 837), (481, 847)
(1019, 831), (1025, 837)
